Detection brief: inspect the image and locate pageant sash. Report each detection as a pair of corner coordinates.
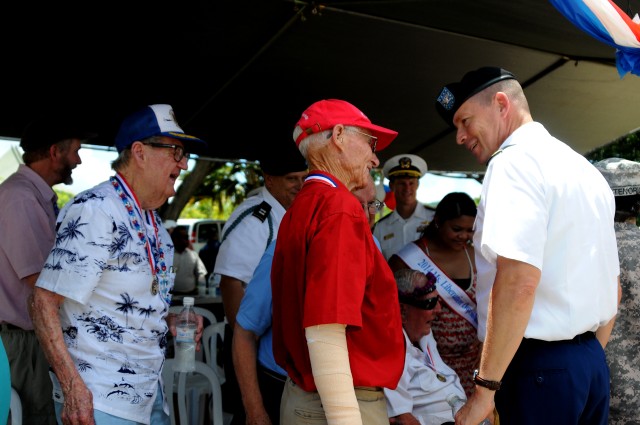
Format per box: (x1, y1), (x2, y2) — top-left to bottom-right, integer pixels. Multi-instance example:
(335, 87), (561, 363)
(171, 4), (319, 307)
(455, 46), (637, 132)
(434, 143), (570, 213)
(396, 243), (478, 329)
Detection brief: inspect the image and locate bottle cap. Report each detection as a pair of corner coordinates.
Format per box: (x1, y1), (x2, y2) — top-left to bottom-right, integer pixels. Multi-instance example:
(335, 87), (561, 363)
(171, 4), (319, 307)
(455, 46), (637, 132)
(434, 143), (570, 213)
(183, 296), (195, 306)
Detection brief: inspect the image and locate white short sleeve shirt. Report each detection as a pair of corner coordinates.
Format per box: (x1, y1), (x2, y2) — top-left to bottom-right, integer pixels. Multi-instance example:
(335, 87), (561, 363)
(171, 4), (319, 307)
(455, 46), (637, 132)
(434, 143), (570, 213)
(474, 122), (619, 341)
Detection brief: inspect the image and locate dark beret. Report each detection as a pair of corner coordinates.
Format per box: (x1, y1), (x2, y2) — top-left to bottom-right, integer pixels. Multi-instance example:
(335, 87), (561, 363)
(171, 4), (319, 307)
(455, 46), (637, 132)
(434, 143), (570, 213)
(435, 66), (517, 127)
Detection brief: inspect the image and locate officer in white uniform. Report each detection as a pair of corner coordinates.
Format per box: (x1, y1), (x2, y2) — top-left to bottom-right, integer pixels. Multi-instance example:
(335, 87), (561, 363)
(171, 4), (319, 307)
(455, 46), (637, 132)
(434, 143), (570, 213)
(373, 154), (434, 260)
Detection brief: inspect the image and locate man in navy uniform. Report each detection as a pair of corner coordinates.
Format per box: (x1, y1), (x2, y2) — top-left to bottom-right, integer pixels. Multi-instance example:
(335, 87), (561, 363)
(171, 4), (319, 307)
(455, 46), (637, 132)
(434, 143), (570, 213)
(373, 154), (434, 259)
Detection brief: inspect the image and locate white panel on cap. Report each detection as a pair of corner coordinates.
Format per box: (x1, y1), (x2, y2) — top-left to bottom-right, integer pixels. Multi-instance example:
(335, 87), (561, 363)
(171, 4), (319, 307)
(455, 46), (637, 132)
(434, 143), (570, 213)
(148, 104), (185, 134)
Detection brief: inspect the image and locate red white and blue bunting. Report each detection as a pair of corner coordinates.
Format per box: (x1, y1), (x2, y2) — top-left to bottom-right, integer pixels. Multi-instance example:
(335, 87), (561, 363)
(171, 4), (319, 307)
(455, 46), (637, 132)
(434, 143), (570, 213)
(550, 0), (640, 77)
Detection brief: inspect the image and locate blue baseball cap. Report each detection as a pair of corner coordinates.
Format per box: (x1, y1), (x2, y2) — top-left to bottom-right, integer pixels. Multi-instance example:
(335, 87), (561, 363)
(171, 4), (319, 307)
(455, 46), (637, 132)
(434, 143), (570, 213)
(115, 104), (207, 154)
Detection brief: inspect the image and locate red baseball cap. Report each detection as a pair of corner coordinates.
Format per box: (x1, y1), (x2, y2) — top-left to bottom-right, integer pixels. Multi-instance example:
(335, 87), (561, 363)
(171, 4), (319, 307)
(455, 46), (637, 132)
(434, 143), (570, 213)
(294, 99), (398, 151)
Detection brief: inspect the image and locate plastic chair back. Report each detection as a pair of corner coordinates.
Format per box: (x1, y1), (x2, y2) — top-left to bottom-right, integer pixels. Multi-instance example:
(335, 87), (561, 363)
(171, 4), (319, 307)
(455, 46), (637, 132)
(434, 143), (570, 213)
(162, 359), (223, 425)
(203, 322), (226, 385)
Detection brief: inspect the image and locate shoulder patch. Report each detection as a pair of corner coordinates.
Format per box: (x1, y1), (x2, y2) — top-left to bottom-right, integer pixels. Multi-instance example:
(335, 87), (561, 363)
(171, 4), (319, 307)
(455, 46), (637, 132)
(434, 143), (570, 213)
(252, 201), (272, 223)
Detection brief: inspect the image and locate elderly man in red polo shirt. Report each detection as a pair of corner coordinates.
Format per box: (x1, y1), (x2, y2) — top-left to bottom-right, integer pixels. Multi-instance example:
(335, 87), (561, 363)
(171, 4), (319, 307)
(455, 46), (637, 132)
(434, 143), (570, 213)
(271, 99), (405, 425)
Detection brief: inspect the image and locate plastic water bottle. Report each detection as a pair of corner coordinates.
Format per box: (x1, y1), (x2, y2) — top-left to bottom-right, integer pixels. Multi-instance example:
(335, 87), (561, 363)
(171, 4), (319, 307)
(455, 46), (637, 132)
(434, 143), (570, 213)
(175, 296), (197, 372)
(446, 394), (491, 425)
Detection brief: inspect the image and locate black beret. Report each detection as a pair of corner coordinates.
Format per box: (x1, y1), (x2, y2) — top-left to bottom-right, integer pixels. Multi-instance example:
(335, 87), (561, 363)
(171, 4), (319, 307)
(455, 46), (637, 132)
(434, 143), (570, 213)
(259, 142), (308, 176)
(435, 66), (517, 127)
(20, 114), (96, 152)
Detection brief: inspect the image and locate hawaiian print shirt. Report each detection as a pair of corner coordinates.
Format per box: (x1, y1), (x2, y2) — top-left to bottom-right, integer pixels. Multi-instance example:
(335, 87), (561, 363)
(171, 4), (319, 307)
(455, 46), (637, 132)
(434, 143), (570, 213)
(36, 176), (175, 424)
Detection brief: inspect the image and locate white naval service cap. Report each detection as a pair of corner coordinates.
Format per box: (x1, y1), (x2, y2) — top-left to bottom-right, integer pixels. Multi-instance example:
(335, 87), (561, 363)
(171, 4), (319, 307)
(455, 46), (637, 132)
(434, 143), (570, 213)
(382, 154), (427, 180)
(594, 157), (640, 197)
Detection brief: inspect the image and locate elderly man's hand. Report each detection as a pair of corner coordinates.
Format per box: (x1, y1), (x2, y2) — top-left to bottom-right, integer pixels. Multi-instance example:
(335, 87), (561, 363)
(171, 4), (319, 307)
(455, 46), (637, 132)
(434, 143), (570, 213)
(168, 313), (205, 351)
(454, 387), (495, 425)
(389, 412), (420, 425)
(61, 378), (94, 425)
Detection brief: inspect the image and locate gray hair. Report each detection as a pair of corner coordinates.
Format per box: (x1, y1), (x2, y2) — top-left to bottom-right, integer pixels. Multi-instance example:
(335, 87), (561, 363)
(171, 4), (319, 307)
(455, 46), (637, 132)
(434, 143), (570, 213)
(294, 126), (332, 159)
(111, 135), (165, 171)
(394, 269), (424, 294)
(478, 79), (530, 113)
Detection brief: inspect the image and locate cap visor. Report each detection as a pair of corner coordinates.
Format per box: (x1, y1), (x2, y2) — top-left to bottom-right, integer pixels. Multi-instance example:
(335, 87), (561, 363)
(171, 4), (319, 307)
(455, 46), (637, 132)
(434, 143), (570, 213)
(362, 124), (398, 152)
(163, 132), (208, 155)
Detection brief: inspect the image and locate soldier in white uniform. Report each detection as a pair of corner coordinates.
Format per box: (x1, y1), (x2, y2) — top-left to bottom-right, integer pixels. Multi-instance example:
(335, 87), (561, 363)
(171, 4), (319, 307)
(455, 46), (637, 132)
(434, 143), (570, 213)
(373, 154), (434, 260)
(214, 144), (308, 424)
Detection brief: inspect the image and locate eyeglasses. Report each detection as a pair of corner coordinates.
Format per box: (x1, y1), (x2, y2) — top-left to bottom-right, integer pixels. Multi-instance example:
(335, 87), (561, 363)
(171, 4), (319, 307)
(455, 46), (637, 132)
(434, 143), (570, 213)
(348, 128), (378, 153)
(143, 142), (190, 162)
(399, 294), (439, 310)
(366, 199), (384, 214)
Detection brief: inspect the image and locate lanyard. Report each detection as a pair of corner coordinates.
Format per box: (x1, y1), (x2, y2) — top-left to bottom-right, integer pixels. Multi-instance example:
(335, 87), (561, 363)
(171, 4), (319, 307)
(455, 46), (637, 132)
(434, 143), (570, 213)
(110, 174), (167, 280)
(422, 338), (447, 382)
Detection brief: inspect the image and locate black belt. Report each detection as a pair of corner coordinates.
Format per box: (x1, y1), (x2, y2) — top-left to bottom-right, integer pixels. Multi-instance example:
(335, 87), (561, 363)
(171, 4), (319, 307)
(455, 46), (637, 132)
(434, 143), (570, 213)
(0, 323), (27, 331)
(258, 365), (286, 383)
(521, 331), (596, 346)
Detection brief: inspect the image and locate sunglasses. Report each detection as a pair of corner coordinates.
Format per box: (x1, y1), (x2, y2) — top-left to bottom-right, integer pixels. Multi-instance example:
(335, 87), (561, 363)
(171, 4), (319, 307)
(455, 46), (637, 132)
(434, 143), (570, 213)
(399, 294), (439, 310)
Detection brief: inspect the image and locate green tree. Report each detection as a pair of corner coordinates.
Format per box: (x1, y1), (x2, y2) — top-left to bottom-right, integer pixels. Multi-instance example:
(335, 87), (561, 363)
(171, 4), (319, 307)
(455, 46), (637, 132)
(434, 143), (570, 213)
(168, 160), (264, 220)
(54, 188), (75, 211)
(585, 127), (640, 162)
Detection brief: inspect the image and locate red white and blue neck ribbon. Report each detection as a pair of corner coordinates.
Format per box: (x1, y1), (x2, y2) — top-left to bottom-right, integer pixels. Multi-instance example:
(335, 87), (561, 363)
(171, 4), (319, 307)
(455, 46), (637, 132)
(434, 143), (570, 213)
(304, 172), (338, 188)
(550, 0), (640, 77)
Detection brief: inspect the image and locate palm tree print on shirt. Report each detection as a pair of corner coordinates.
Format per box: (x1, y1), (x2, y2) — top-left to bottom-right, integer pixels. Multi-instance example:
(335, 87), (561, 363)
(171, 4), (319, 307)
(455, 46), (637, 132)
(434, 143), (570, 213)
(45, 216), (89, 270)
(116, 293), (139, 329)
(138, 305), (157, 329)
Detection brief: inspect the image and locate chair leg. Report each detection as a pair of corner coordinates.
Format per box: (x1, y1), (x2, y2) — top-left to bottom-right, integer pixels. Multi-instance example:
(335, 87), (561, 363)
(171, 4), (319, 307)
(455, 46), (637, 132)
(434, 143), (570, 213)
(10, 387), (22, 425)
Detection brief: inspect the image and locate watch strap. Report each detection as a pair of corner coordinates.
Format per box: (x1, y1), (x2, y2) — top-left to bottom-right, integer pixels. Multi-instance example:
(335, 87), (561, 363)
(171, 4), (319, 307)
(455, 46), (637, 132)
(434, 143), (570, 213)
(473, 369), (501, 391)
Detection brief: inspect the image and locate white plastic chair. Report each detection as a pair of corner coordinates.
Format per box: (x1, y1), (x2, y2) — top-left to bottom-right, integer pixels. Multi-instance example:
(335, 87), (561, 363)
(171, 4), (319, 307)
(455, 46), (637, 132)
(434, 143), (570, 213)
(9, 387), (22, 425)
(169, 305), (218, 327)
(163, 359), (223, 425)
(203, 322), (226, 385)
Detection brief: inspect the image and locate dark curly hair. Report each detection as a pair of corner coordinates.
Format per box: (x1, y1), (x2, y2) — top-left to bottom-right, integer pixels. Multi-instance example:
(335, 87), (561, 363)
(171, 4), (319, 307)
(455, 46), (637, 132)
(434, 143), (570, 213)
(422, 192), (477, 239)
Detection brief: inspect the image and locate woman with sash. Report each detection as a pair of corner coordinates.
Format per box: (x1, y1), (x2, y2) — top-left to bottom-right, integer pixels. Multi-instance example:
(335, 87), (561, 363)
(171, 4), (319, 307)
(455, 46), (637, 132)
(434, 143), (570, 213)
(389, 192), (479, 396)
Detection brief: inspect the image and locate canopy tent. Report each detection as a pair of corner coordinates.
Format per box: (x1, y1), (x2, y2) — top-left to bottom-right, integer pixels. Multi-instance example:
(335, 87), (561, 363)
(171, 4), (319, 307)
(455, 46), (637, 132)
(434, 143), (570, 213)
(2, 0), (639, 173)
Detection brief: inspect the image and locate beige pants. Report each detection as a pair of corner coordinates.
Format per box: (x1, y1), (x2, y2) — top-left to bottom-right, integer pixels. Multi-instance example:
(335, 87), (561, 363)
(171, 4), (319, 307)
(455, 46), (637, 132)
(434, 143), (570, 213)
(280, 377), (388, 425)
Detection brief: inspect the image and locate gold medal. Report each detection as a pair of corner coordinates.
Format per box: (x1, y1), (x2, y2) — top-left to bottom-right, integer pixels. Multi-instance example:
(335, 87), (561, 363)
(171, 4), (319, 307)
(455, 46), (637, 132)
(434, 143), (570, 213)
(151, 275), (159, 295)
(437, 374), (446, 382)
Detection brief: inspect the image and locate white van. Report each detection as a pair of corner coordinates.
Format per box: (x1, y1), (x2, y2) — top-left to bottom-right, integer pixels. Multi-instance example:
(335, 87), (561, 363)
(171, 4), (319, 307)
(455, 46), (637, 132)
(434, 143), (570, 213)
(176, 219), (226, 253)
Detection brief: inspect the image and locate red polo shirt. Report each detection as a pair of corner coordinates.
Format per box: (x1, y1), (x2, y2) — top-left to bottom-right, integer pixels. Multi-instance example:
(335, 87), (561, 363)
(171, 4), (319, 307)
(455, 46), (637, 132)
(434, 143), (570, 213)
(272, 171), (405, 392)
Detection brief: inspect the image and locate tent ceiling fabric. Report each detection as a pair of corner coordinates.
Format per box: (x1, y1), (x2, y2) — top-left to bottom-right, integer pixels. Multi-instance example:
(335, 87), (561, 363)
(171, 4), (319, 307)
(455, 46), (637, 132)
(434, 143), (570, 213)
(2, 0), (639, 172)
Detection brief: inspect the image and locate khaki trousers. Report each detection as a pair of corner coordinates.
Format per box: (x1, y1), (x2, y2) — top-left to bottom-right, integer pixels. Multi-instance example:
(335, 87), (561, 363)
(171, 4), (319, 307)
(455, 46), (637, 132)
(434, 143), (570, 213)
(280, 377), (388, 425)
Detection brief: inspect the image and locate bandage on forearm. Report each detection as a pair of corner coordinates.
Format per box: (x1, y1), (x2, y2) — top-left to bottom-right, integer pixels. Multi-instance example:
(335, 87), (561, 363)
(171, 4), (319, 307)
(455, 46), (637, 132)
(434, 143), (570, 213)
(306, 323), (362, 425)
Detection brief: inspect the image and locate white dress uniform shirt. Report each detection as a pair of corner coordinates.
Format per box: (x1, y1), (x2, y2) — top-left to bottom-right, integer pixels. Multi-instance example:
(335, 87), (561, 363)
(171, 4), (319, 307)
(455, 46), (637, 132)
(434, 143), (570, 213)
(214, 186), (285, 285)
(474, 122), (619, 341)
(373, 204), (435, 260)
(384, 331), (465, 425)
